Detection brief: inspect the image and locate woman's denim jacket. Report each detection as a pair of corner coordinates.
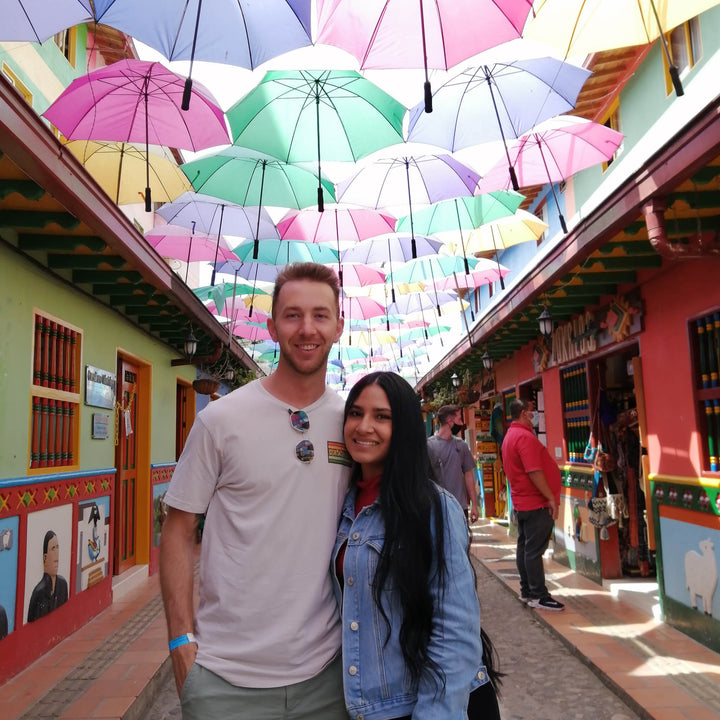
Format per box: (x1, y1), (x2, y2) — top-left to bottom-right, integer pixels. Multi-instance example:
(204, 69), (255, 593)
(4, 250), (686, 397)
(331, 485), (488, 720)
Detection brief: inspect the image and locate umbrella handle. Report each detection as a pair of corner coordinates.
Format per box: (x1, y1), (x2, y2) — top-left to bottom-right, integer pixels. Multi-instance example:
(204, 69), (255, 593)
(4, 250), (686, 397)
(145, 186), (152, 213)
(424, 81), (433, 113)
(509, 166), (519, 192)
(182, 78), (193, 111)
(317, 185), (325, 213)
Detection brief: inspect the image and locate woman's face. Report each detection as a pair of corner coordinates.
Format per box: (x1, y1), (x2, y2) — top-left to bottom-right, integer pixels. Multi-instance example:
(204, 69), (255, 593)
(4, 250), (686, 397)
(44, 535), (59, 577)
(344, 383), (393, 479)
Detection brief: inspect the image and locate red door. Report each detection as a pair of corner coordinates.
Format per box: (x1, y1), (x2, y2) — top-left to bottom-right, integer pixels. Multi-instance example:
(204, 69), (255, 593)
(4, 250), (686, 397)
(115, 358), (138, 574)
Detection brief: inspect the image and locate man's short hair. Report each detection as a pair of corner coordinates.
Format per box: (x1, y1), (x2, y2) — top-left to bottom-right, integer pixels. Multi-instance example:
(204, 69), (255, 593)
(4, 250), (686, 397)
(437, 404), (460, 425)
(271, 262), (340, 319)
(509, 398), (531, 420)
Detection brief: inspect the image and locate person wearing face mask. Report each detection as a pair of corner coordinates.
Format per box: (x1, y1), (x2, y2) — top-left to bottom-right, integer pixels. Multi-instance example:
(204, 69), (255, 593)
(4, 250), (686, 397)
(427, 405), (479, 524)
(502, 399), (564, 612)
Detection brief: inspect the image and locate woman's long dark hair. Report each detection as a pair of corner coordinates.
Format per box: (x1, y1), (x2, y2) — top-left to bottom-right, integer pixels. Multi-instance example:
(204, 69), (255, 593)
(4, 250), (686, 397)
(344, 372), (446, 687)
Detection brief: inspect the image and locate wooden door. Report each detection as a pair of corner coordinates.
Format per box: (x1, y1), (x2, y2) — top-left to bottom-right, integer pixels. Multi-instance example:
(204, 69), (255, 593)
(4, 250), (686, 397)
(175, 382), (189, 460)
(114, 358), (138, 574)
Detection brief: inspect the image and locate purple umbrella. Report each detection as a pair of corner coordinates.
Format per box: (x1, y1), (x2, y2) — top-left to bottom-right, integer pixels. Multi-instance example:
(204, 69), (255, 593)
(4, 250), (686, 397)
(407, 58), (592, 190)
(335, 154), (480, 259)
(93, 0), (312, 109)
(43, 59), (229, 211)
(3, 0), (92, 43)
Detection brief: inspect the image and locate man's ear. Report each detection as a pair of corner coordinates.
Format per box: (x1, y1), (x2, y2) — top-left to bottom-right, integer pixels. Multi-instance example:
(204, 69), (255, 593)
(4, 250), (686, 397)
(267, 317), (278, 342)
(334, 315), (344, 343)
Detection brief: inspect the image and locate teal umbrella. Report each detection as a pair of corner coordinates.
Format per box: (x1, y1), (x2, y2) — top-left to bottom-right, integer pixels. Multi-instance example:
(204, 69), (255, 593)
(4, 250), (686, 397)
(227, 70), (406, 211)
(231, 239), (338, 265)
(182, 151), (336, 258)
(396, 192), (523, 275)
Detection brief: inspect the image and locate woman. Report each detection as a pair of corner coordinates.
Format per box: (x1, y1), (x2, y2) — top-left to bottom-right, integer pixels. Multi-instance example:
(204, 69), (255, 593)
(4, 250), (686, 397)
(333, 371), (501, 720)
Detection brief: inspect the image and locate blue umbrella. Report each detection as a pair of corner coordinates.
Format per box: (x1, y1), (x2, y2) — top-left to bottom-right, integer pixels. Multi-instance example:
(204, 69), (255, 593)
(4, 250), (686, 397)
(93, 0), (312, 108)
(407, 58), (592, 189)
(3, 0), (92, 43)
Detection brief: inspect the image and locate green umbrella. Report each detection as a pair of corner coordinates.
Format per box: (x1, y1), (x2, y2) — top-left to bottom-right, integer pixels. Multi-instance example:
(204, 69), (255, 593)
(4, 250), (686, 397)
(231, 239), (338, 265)
(193, 281), (269, 316)
(396, 192), (524, 275)
(227, 70), (406, 211)
(182, 151), (336, 258)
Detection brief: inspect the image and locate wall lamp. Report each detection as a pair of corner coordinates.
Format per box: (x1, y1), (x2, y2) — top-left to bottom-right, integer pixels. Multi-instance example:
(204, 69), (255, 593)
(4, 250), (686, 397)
(184, 328), (198, 359)
(451, 372), (460, 388)
(537, 306), (553, 348)
(481, 350), (494, 372)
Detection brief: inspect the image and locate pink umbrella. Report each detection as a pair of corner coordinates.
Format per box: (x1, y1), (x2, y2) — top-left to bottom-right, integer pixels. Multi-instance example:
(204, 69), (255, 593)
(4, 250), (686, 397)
(334, 264), (387, 289)
(232, 322), (273, 341)
(43, 59), (229, 210)
(145, 225), (237, 282)
(316, 0), (533, 111)
(476, 116), (624, 233)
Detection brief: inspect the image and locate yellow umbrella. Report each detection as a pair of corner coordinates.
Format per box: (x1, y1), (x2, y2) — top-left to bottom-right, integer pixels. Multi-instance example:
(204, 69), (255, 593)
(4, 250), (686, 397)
(241, 294), (274, 313)
(64, 140), (191, 206)
(523, 0), (719, 94)
(464, 210), (549, 255)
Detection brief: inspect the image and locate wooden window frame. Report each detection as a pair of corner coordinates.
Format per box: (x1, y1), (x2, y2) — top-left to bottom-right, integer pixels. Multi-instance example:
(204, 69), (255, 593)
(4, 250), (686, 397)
(601, 97), (621, 171)
(663, 18), (702, 96)
(28, 310), (82, 474)
(1, 63), (32, 105)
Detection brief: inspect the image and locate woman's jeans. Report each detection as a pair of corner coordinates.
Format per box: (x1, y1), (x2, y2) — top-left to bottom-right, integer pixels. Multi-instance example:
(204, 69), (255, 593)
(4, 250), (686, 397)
(516, 507), (555, 599)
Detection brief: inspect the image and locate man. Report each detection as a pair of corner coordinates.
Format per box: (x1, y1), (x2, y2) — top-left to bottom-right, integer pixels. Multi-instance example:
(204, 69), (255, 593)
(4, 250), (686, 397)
(502, 398), (565, 612)
(160, 263), (352, 719)
(427, 404), (479, 523)
(27, 530), (68, 622)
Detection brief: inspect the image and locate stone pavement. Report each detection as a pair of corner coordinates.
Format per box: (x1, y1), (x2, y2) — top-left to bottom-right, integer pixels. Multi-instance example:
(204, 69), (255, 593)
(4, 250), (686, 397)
(4, 519), (720, 719)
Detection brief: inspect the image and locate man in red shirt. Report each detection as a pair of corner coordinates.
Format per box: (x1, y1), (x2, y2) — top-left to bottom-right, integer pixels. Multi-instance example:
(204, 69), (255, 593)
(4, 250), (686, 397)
(501, 398), (565, 612)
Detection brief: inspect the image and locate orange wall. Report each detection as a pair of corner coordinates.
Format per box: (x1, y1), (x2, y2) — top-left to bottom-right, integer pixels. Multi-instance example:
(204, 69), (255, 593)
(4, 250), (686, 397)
(638, 257), (720, 478)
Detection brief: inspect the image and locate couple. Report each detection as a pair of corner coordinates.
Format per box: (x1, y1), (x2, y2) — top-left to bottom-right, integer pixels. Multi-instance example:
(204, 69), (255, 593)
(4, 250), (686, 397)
(160, 263), (500, 720)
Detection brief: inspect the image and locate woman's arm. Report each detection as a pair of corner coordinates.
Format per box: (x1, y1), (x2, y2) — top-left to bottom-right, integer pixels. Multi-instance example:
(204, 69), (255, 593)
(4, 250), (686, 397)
(413, 494), (484, 720)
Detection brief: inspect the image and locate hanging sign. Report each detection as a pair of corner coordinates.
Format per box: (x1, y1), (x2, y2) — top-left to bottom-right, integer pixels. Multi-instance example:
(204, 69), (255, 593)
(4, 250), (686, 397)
(85, 366), (116, 409)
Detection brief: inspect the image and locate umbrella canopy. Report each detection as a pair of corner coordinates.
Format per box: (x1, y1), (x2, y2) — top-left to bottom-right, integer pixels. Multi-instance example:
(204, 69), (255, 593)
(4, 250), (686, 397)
(341, 234), (443, 265)
(182, 151), (335, 211)
(316, 0), (533, 111)
(336, 154), (481, 211)
(277, 207), (396, 245)
(3, 0), (92, 43)
(476, 116), (624, 232)
(522, 0), (720, 96)
(145, 226), (237, 263)
(43, 59), (229, 210)
(227, 70), (406, 211)
(431, 260), (511, 291)
(64, 140), (191, 206)
(406, 58), (592, 176)
(387, 255), (483, 285)
(93, 0), (311, 69)
(231, 239), (338, 265)
(465, 209), (549, 254)
(156, 192), (279, 241)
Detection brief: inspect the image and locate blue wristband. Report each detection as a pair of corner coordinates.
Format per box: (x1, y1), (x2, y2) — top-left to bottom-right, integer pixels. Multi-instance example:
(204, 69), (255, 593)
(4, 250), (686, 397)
(169, 632), (196, 651)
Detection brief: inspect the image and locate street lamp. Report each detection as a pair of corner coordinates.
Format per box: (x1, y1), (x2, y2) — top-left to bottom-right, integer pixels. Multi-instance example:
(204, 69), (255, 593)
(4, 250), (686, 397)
(184, 328), (198, 359)
(451, 372), (460, 388)
(537, 306), (553, 342)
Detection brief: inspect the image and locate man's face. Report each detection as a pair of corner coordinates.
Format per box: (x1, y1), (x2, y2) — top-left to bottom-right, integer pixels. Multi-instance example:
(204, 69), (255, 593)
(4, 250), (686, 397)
(44, 535), (59, 578)
(520, 402), (536, 428)
(267, 279), (343, 378)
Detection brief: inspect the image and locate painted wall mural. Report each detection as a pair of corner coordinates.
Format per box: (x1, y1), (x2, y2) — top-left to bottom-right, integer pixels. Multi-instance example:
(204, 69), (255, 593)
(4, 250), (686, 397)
(0, 516), (19, 639)
(76, 497), (110, 593)
(660, 517), (719, 619)
(24, 505), (73, 624)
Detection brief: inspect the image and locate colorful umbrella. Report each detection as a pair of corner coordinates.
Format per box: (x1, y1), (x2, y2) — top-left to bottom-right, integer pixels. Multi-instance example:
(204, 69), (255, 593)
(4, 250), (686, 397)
(277, 207), (396, 245)
(476, 116), (624, 232)
(465, 209), (549, 254)
(92, 0), (312, 107)
(156, 192), (278, 242)
(406, 59), (592, 189)
(316, 0), (533, 111)
(231, 239), (338, 265)
(3, 0), (92, 43)
(395, 192), (523, 274)
(64, 140), (191, 206)
(227, 70), (406, 211)
(43, 59), (229, 210)
(523, 0), (720, 95)
(335, 154), (481, 259)
(145, 226), (237, 262)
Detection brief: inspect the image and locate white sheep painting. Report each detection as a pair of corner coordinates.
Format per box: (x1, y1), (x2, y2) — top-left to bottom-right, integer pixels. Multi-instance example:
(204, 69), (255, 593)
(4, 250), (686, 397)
(684, 538), (718, 615)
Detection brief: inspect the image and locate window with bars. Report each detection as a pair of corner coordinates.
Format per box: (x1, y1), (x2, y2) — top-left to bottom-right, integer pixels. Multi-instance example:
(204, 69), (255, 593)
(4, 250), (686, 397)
(691, 310), (720, 472)
(30, 312), (82, 470)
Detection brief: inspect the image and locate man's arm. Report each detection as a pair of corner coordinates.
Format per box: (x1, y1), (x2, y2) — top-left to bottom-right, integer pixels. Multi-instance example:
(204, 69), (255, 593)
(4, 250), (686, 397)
(463, 467), (479, 522)
(160, 506), (199, 696)
(526, 470), (558, 519)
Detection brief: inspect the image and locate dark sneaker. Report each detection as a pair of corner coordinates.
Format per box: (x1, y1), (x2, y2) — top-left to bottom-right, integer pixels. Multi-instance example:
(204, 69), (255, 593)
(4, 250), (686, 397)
(528, 596), (565, 612)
